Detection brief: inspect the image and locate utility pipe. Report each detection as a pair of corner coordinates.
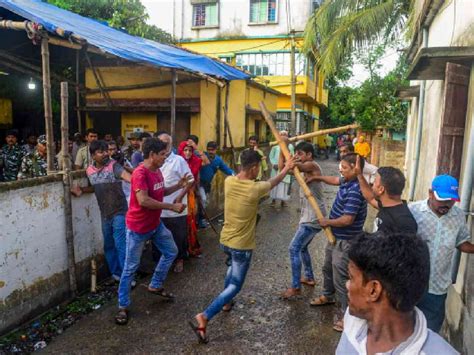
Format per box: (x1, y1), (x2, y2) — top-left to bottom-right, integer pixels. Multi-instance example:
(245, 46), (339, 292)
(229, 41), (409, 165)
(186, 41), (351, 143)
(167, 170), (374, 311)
(452, 92), (474, 282)
(408, 28), (429, 201)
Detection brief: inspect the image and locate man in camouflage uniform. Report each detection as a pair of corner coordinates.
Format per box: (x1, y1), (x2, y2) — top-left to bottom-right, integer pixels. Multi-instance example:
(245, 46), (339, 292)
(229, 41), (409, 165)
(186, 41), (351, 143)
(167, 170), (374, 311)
(18, 135), (50, 179)
(123, 132), (141, 162)
(0, 129), (26, 181)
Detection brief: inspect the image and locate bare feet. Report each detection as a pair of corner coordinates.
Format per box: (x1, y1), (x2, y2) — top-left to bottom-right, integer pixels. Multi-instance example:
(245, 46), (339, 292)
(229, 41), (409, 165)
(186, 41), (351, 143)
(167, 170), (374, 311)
(300, 278), (316, 286)
(280, 288), (301, 299)
(174, 259), (184, 273)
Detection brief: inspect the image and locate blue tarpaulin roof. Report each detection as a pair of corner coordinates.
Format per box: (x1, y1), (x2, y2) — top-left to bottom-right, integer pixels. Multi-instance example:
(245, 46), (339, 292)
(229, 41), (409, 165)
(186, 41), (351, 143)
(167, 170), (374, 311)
(0, 0), (250, 81)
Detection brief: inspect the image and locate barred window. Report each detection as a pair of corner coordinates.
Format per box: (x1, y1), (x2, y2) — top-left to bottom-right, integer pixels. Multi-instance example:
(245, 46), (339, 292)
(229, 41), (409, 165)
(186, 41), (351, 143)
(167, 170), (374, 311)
(249, 0), (277, 23)
(236, 52), (306, 76)
(193, 3), (218, 27)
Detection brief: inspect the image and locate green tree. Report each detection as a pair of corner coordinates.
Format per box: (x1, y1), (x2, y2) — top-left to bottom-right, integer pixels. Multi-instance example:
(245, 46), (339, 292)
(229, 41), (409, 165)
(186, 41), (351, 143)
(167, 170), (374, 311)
(325, 42), (409, 131)
(303, 0), (412, 76)
(46, 0), (173, 43)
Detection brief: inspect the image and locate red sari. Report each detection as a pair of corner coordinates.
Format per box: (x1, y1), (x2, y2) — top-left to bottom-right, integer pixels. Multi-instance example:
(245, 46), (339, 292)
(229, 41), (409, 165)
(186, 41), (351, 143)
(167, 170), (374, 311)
(178, 141), (202, 256)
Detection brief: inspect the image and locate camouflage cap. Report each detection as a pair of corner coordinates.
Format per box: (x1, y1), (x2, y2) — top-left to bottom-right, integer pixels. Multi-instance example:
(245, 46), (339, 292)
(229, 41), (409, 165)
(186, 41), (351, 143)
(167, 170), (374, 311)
(128, 132), (141, 140)
(37, 134), (47, 145)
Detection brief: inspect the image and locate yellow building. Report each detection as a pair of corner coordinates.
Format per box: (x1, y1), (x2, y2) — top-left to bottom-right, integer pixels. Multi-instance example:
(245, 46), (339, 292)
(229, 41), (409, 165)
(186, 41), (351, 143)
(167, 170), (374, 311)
(179, 35), (328, 138)
(84, 65), (279, 149)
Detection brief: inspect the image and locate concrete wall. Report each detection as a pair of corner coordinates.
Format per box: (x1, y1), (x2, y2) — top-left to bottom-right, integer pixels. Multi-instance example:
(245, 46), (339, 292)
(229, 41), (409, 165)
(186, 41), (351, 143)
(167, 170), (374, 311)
(0, 175), (103, 335)
(144, 0), (313, 40)
(406, 1), (474, 352)
(371, 136), (406, 171)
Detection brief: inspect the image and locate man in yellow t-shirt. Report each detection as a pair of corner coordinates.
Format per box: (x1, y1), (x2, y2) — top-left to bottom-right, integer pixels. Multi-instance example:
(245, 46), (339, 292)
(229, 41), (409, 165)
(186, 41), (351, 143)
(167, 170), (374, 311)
(190, 149), (295, 343)
(354, 135), (371, 159)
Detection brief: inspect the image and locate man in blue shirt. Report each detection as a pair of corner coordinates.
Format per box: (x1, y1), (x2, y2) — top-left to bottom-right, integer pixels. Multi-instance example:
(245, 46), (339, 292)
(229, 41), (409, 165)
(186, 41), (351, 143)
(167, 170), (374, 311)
(198, 141), (234, 228)
(309, 153), (367, 332)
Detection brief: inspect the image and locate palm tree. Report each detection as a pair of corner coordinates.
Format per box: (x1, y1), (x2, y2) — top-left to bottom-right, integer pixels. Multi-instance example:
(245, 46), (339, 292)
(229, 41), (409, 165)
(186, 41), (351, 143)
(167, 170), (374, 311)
(303, 0), (412, 77)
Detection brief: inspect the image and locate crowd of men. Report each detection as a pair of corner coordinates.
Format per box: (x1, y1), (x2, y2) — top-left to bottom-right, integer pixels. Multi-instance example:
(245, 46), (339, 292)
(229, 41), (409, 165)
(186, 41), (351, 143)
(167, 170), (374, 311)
(2, 127), (472, 353)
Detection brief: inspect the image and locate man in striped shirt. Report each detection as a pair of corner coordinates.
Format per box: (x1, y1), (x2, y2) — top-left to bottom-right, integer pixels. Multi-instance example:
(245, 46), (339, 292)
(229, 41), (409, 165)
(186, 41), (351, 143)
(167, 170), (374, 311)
(308, 153), (367, 332)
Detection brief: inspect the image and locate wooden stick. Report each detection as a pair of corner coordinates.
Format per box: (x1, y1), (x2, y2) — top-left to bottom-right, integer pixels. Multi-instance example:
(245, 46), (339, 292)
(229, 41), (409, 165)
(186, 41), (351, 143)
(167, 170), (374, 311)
(41, 38), (56, 174)
(270, 123), (359, 146)
(61, 82), (78, 296)
(171, 69), (177, 144)
(259, 102), (336, 245)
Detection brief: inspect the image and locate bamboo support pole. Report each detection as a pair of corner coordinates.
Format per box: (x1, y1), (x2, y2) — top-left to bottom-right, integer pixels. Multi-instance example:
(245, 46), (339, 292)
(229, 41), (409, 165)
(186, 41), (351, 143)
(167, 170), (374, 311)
(171, 70), (177, 144)
(41, 38), (56, 173)
(75, 51), (82, 134)
(260, 102), (336, 244)
(61, 82), (78, 296)
(270, 123), (359, 146)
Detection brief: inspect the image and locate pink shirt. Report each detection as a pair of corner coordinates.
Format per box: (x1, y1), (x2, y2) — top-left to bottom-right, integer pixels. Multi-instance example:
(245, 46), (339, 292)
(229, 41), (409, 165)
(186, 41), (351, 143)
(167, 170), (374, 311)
(126, 164), (165, 234)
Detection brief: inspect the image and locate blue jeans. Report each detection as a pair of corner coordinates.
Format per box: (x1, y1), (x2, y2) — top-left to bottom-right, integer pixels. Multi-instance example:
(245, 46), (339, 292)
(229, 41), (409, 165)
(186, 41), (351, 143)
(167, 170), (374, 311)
(289, 224), (321, 289)
(203, 245), (252, 321)
(101, 213), (126, 278)
(417, 292), (447, 333)
(118, 223), (178, 309)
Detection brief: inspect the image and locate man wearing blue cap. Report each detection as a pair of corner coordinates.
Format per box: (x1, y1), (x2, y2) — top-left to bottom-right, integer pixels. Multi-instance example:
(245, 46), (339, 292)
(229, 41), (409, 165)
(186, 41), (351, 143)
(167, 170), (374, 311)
(409, 174), (474, 332)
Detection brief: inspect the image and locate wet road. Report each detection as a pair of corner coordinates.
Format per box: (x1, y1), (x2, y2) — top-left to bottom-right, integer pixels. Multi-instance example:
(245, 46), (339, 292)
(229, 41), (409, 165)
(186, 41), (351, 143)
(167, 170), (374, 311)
(44, 157), (349, 354)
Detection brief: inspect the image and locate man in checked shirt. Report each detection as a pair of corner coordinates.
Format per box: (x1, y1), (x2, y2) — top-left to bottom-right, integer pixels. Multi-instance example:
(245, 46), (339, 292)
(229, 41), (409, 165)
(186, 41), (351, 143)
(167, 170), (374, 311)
(409, 174), (474, 333)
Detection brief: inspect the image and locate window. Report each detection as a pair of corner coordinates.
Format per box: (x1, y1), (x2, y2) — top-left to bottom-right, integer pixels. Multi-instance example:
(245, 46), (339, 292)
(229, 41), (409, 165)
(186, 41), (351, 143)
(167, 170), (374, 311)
(249, 0), (277, 24)
(219, 56), (233, 64)
(236, 52), (306, 76)
(192, 2), (218, 27)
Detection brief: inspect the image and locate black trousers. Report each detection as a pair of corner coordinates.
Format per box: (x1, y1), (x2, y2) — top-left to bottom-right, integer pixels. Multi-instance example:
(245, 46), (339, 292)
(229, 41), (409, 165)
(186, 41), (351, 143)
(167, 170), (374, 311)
(152, 216), (188, 262)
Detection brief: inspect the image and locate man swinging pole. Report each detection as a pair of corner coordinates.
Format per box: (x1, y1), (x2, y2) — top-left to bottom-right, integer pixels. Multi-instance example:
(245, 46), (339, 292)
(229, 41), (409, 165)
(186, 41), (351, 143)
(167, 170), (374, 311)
(260, 102), (336, 245)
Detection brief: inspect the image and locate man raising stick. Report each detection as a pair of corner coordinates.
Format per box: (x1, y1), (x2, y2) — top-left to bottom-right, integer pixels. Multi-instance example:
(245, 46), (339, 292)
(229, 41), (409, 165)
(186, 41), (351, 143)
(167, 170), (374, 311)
(354, 156), (417, 234)
(189, 150), (295, 343)
(115, 138), (190, 325)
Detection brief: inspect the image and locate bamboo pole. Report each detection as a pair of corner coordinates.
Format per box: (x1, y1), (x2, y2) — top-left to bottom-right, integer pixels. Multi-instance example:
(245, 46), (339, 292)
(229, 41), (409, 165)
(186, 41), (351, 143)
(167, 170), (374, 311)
(171, 69), (177, 144)
(76, 50), (82, 134)
(41, 38), (56, 173)
(61, 82), (78, 296)
(260, 102), (336, 244)
(215, 85), (221, 147)
(270, 123), (359, 146)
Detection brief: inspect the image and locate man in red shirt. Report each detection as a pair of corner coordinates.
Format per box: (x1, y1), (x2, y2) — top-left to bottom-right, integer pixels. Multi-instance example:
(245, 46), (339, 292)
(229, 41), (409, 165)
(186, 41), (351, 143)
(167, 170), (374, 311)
(115, 138), (190, 325)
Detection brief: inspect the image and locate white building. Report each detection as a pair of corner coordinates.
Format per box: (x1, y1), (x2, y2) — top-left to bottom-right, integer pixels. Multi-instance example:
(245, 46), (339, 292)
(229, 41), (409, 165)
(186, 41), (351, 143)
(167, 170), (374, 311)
(144, 0), (321, 40)
(403, 0), (474, 352)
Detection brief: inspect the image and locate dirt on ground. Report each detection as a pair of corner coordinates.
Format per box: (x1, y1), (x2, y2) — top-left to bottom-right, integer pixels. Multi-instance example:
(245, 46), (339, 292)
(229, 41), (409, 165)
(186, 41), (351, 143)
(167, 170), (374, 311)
(42, 156), (372, 354)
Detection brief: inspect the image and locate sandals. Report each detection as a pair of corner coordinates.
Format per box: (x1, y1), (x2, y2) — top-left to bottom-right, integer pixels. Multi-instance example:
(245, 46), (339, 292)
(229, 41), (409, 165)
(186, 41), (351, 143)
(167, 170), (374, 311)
(115, 309), (129, 325)
(188, 321), (209, 344)
(280, 288), (301, 300)
(147, 287), (176, 300)
(310, 295), (336, 306)
(300, 278), (316, 287)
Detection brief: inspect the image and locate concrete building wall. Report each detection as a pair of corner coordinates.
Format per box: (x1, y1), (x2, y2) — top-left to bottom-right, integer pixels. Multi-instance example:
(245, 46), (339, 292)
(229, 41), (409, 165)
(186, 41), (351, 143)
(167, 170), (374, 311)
(144, 0), (314, 40)
(0, 175), (103, 335)
(405, 1), (474, 352)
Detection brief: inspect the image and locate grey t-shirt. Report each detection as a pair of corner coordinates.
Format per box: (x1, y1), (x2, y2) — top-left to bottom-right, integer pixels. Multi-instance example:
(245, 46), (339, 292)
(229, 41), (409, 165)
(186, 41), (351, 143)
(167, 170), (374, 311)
(299, 167), (327, 226)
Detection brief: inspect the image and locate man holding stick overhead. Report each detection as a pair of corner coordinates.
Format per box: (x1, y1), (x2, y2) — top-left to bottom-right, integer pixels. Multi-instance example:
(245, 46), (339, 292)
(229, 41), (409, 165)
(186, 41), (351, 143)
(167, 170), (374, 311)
(189, 149), (295, 343)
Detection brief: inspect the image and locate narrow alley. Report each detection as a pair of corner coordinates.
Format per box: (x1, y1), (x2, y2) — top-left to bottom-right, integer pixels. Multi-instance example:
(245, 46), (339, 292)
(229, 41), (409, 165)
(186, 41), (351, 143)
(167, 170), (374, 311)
(43, 158), (343, 354)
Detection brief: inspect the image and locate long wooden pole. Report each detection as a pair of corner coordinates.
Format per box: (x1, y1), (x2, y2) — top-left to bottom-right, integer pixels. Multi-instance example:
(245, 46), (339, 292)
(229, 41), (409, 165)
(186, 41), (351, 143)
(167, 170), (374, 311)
(61, 82), (78, 296)
(270, 123), (359, 146)
(290, 30), (297, 135)
(75, 50), (82, 134)
(171, 70), (177, 144)
(41, 38), (55, 173)
(260, 102), (336, 244)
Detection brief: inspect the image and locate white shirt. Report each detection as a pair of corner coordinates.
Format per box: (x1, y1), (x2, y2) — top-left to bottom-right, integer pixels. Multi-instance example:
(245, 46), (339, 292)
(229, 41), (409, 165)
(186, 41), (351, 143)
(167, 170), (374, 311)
(160, 152), (192, 218)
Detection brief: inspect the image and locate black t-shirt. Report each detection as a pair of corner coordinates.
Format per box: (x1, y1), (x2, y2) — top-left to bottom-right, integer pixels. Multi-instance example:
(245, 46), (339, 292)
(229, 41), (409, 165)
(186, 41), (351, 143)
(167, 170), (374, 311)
(374, 200), (418, 234)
